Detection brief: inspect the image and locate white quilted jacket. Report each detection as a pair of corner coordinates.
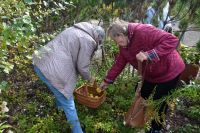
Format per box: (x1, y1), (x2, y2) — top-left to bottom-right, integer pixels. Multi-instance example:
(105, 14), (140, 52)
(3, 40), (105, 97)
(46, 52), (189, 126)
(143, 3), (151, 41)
(33, 22), (99, 99)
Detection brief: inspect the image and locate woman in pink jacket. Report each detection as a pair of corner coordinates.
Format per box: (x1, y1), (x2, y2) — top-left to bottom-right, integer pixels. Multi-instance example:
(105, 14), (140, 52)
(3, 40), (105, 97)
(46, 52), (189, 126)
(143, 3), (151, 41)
(100, 20), (185, 133)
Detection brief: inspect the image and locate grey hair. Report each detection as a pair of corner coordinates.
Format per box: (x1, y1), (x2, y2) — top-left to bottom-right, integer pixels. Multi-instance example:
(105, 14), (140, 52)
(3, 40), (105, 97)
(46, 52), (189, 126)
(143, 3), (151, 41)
(95, 26), (105, 44)
(107, 20), (129, 38)
(87, 20), (105, 43)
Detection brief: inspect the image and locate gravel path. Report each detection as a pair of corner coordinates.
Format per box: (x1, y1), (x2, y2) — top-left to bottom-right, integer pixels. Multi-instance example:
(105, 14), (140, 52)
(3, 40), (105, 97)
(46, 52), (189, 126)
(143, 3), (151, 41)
(182, 30), (200, 47)
(173, 23), (200, 47)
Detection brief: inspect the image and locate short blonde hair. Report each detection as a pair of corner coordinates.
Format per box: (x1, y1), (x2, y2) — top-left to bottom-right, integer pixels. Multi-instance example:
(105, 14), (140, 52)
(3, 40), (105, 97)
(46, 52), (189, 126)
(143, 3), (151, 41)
(107, 20), (129, 38)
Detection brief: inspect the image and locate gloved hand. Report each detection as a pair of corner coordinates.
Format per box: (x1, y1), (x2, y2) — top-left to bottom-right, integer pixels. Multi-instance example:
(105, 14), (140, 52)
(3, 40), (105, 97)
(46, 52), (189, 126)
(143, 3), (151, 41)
(100, 81), (109, 90)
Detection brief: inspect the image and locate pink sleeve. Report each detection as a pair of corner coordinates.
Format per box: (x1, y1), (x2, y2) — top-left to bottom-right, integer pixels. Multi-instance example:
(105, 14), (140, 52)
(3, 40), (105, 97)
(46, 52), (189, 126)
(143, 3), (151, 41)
(154, 35), (179, 56)
(105, 52), (127, 83)
(146, 31), (179, 62)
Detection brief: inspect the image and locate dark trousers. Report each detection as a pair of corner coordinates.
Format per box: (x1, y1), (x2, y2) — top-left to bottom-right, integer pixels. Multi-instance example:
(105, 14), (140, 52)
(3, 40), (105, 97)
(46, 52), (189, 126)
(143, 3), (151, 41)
(140, 75), (180, 130)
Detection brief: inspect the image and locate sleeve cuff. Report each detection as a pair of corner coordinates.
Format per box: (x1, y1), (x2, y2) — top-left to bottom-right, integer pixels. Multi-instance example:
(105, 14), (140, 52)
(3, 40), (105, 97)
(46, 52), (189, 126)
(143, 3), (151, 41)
(104, 78), (114, 84)
(145, 49), (160, 62)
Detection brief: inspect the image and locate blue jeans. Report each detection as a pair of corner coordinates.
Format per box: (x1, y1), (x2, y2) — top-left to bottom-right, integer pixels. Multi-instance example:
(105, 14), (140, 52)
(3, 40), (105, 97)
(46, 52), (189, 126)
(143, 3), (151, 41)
(34, 66), (83, 133)
(145, 7), (155, 24)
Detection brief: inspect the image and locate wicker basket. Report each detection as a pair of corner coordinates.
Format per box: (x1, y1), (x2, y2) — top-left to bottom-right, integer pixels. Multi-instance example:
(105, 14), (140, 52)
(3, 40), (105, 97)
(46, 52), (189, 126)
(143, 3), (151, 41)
(180, 64), (199, 84)
(74, 83), (106, 109)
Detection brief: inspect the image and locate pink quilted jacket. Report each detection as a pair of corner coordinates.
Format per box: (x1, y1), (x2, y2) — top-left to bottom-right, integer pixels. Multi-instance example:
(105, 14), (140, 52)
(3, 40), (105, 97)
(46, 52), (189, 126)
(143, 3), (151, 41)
(105, 23), (185, 83)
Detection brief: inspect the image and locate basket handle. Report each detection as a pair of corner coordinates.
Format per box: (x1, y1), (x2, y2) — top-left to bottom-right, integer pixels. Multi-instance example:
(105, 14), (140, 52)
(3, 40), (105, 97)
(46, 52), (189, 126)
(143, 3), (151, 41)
(93, 80), (97, 89)
(136, 61), (147, 93)
(86, 79), (97, 88)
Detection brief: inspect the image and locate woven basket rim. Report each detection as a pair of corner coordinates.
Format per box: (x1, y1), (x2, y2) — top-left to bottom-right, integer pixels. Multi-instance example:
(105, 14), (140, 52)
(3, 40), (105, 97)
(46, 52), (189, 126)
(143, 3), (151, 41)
(74, 84), (107, 108)
(74, 84), (106, 99)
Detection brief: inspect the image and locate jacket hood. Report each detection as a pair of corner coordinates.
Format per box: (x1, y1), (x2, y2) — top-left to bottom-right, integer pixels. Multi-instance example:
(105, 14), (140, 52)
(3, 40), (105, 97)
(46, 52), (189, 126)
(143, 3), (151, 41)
(74, 22), (103, 44)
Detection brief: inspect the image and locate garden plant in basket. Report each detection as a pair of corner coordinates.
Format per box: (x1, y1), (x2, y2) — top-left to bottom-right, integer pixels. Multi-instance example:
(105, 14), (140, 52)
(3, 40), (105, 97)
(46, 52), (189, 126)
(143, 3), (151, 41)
(74, 80), (106, 109)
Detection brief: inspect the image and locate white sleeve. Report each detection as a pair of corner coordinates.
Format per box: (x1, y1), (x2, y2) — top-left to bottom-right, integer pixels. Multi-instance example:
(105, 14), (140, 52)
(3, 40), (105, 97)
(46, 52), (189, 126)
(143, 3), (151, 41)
(76, 37), (97, 80)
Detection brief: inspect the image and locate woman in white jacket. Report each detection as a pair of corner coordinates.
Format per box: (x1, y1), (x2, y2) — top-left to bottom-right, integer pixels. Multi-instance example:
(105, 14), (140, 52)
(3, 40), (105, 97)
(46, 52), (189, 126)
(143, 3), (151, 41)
(33, 22), (105, 133)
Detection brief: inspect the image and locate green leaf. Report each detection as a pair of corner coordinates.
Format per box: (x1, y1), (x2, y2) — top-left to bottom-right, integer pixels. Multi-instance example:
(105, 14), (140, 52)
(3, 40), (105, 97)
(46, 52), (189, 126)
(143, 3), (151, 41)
(0, 122), (11, 130)
(26, 55), (32, 60)
(0, 61), (14, 74)
(0, 81), (8, 90)
(43, 1), (48, 7)
(24, 0), (33, 4)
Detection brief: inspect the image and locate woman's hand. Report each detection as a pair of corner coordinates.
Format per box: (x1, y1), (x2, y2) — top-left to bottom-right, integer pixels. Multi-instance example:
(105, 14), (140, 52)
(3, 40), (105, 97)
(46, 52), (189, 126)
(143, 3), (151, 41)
(136, 51), (148, 62)
(100, 81), (109, 90)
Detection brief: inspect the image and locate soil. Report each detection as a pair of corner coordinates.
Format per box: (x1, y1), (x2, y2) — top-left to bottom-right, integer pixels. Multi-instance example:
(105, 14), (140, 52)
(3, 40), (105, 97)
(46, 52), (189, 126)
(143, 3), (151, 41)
(163, 105), (200, 133)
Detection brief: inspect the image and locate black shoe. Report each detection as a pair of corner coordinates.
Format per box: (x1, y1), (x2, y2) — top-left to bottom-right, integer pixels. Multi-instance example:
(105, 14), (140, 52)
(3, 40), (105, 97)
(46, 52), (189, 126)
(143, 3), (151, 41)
(145, 128), (161, 133)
